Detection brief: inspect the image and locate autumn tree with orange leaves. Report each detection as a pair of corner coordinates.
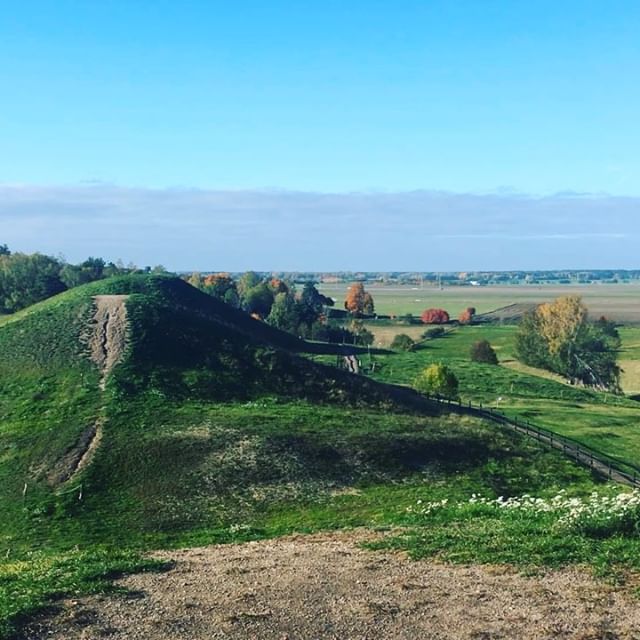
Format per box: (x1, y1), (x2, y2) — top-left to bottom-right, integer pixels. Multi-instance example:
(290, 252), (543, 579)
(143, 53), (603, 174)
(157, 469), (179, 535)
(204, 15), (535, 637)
(421, 308), (450, 324)
(458, 307), (476, 324)
(344, 282), (374, 315)
(201, 272), (240, 307)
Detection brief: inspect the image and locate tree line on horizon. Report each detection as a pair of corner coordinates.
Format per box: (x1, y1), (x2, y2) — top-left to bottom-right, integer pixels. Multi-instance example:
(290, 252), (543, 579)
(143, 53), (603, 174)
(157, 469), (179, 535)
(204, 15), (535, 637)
(0, 244), (169, 314)
(0, 244), (625, 394)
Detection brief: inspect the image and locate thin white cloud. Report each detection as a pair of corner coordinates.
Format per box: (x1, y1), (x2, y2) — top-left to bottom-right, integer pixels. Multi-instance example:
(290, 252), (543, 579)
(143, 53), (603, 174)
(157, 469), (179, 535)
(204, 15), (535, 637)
(0, 185), (638, 270)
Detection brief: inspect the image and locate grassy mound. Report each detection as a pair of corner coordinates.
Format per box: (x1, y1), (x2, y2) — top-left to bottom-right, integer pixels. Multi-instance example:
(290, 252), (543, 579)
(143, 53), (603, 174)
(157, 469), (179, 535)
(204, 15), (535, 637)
(0, 275), (614, 637)
(0, 274), (440, 551)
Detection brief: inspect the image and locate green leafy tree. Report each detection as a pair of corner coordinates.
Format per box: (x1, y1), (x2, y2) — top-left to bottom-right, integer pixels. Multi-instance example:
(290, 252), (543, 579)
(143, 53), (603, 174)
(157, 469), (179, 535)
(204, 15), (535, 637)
(59, 257), (106, 288)
(349, 319), (374, 346)
(0, 253), (66, 313)
(266, 292), (302, 333)
(223, 287), (240, 308)
(242, 283), (275, 318)
(237, 271), (262, 298)
(310, 320), (356, 344)
(414, 362), (459, 399)
(202, 273), (238, 306)
(594, 316), (620, 341)
(514, 311), (548, 369)
(296, 282), (334, 334)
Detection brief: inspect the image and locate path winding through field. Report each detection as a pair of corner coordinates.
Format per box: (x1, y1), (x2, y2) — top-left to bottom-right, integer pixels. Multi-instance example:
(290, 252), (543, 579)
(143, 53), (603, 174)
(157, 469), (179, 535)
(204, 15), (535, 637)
(23, 531), (640, 639)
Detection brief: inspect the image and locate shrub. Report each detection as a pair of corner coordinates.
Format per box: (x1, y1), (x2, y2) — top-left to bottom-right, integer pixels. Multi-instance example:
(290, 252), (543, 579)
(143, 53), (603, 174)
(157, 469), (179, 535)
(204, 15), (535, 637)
(414, 362), (459, 399)
(422, 327), (445, 340)
(390, 333), (415, 352)
(421, 308), (450, 324)
(310, 321), (356, 344)
(458, 307), (476, 325)
(470, 339), (498, 365)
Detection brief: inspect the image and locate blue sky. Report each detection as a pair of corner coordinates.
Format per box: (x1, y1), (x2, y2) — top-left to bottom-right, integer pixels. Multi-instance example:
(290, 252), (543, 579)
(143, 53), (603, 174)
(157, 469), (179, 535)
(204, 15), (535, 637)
(1, 1), (639, 268)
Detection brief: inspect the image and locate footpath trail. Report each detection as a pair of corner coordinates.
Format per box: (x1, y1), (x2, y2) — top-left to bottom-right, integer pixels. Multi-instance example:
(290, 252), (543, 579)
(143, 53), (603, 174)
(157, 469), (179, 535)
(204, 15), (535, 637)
(89, 295), (129, 390)
(23, 531), (640, 639)
(47, 296), (129, 486)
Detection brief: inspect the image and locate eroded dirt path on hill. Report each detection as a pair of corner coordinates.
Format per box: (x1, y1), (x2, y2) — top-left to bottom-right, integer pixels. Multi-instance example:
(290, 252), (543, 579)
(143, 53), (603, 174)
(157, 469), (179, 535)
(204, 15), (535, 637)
(24, 531), (640, 639)
(90, 295), (129, 390)
(48, 296), (129, 485)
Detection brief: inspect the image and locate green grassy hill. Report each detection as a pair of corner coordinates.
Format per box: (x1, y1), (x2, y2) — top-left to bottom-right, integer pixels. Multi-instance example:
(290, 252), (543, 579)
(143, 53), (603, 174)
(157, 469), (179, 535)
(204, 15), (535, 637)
(0, 275), (620, 637)
(0, 274), (445, 552)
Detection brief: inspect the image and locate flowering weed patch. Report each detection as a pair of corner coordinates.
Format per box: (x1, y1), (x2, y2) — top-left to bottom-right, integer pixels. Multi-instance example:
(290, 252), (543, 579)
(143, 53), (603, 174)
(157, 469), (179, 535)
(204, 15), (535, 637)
(407, 489), (640, 539)
(374, 489), (640, 571)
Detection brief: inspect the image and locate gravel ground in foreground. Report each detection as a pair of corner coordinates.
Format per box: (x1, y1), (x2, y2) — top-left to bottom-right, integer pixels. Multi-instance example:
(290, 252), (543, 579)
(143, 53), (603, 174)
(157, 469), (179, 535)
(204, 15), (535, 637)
(23, 531), (640, 639)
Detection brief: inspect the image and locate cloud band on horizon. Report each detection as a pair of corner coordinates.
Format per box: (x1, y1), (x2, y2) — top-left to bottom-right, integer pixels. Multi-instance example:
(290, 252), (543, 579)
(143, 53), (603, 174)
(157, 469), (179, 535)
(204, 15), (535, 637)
(1, 184), (638, 271)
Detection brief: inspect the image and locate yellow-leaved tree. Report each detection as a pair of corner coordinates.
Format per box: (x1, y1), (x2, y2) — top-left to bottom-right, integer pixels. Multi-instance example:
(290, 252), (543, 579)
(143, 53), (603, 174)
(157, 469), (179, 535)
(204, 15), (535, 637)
(536, 295), (587, 356)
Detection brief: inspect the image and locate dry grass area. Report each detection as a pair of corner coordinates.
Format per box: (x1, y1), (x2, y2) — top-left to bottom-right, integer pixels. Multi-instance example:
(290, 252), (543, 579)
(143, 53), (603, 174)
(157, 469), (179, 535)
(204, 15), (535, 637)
(364, 324), (427, 347)
(620, 360), (640, 396)
(501, 359), (569, 385)
(24, 531), (640, 640)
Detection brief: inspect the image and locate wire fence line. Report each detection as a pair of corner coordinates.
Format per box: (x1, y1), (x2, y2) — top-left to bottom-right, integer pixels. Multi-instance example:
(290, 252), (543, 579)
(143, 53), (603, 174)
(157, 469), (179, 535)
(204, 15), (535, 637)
(328, 359), (640, 488)
(421, 393), (640, 489)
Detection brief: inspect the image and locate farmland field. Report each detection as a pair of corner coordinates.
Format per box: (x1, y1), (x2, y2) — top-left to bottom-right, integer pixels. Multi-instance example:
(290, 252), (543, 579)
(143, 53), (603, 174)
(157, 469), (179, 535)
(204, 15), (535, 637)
(320, 283), (640, 323)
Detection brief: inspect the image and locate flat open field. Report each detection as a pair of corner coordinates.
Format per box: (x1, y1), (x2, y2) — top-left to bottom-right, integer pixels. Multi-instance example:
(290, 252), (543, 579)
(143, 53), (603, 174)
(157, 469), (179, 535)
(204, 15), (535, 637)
(320, 283), (640, 323)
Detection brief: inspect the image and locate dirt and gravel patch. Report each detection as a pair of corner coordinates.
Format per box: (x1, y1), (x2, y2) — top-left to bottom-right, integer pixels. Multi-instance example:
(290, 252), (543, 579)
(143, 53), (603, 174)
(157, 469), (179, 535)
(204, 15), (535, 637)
(46, 419), (104, 485)
(48, 295), (129, 485)
(23, 530), (640, 639)
(89, 295), (129, 390)
(45, 296), (128, 486)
